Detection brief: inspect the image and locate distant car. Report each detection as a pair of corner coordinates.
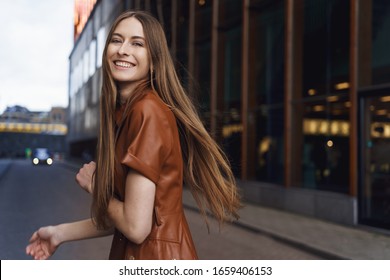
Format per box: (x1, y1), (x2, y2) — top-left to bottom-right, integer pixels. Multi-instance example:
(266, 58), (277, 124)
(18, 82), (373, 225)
(32, 148), (53, 166)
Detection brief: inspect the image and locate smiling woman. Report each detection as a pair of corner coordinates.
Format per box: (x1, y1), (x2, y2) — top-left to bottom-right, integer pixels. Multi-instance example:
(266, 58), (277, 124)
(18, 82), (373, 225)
(26, 10), (241, 260)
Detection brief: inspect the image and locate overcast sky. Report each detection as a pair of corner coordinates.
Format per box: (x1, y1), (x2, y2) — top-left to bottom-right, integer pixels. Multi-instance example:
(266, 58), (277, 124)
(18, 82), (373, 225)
(0, 0), (74, 113)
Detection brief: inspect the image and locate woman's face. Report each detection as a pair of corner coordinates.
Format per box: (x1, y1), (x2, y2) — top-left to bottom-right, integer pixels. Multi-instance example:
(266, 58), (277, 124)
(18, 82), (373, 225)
(107, 17), (150, 96)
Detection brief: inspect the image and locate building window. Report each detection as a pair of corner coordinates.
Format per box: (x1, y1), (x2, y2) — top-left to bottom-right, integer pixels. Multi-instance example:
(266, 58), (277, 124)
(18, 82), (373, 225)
(222, 25), (242, 176)
(70, 61), (83, 97)
(89, 39), (96, 77)
(301, 96), (350, 192)
(195, 42), (211, 115)
(194, 0), (212, 122)
(251, 0), (285, 184)
(372, 1), (390, 84)
(220, 0), (242, 177)
(301, 0), (350, 193)
(82, 49), (90, 83)
(96, 26), (106, 68)
(359, 93), (390, 229)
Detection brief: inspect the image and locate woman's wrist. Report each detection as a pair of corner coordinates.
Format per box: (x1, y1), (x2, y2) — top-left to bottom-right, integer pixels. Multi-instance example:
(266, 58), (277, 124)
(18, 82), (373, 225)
(50, 224), (64, 246)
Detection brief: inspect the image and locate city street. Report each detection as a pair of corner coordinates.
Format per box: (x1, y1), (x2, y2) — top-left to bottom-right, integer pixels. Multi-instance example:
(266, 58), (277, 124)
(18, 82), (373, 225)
(0, 159), (323, 260)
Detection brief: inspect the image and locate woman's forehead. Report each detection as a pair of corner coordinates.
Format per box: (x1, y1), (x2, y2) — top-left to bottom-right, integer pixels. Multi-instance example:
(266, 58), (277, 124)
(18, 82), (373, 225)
(114, 17), (144, 38)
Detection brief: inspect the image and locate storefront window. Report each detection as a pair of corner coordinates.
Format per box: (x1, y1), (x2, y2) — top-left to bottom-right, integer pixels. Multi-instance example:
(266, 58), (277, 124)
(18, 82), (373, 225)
(222, 25), (242, 176)
(359, 93), (390, 229)
(195, 43), (211, 114)
(194, 1), (212, 122)
(252, 0), (285, 183)
(176, 0), (189, 73)
(301, 95), (350, 192)
(301, 0), (350, 193)
(372, 1), (390, 84)
(303, 0), (350, 97)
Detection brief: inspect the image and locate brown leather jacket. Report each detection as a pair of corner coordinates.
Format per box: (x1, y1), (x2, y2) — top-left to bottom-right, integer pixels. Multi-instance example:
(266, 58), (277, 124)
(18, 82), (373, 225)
(108, 91), (198, 260)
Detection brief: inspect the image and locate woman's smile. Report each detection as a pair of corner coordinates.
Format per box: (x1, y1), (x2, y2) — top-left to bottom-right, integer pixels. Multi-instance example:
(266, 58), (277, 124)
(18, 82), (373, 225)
(114, 60), (134, 69)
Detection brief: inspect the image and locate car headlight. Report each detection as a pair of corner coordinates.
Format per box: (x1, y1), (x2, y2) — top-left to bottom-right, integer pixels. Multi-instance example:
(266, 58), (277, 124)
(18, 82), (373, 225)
(33, 158), (39, 165)
(46, 158), (53, 165)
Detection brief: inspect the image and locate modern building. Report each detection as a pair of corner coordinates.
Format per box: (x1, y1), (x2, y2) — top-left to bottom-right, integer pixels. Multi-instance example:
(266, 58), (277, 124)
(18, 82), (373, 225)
(68, 0), (390, 231)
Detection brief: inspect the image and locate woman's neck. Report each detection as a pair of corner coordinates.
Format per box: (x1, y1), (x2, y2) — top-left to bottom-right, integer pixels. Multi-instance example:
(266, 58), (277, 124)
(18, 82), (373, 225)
(118, 79), (151, 104)
(118, 86), (135, 104)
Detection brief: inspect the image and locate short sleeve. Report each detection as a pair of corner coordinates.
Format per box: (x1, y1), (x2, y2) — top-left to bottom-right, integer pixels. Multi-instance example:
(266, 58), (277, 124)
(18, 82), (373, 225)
(120, 98), (173, 184)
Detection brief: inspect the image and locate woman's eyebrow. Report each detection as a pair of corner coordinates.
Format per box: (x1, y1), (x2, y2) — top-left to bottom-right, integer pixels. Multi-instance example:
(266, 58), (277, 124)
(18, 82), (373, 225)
(130, 35), (145, 41)
(112, 33), (145, 41)
(111, 32), (123, 38)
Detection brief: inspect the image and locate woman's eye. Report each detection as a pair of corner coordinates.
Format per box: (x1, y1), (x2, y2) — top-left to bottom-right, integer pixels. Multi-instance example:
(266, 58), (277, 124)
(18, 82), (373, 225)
(132, 41), (143, 47)
(110, 38), (122, 43)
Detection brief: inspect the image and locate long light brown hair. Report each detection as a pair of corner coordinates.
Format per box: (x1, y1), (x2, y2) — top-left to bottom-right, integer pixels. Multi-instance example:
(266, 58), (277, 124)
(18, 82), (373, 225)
(92, 10), (241, 229)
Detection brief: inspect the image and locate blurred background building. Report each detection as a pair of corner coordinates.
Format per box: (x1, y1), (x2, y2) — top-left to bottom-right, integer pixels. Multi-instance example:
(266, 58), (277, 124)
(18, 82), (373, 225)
(0, 106), (67, 158)
(68, 0), (390, 231)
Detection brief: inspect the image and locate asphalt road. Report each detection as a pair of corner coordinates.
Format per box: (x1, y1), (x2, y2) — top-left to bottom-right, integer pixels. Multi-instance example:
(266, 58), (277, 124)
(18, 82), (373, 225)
(0, 159), (323, 260)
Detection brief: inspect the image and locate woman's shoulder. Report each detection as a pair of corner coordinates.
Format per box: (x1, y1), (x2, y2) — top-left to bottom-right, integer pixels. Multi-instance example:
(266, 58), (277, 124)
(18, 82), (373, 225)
(125, 91), (176, 148)
(130, 91), (172, 118)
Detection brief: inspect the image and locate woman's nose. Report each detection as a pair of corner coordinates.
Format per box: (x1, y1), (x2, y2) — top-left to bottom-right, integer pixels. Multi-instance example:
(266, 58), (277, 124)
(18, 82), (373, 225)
(118, 43), (130, 55)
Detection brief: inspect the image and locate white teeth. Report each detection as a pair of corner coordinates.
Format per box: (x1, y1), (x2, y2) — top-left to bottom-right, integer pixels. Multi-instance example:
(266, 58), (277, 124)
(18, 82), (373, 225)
(115, 61), (132, 68)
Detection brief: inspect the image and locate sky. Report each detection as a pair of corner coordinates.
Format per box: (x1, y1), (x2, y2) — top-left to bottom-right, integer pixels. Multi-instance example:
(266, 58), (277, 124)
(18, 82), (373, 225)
(0, 0), (74, 113)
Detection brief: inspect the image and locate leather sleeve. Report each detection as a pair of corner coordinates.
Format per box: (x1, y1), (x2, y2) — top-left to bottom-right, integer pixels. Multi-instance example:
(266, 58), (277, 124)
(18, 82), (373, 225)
(120, 98), (173, 184)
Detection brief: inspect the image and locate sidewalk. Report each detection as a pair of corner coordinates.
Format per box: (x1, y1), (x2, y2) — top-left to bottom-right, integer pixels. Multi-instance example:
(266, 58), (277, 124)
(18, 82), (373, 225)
(182, 188), (390, 260)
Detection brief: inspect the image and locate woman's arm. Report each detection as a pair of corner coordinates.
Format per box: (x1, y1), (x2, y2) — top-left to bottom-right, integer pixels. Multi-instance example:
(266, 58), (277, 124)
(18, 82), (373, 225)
(107, 170), (156, 244)
(76, 161), (156, 244)
(26, 218), (113, 260)
(55, 218), (114, 242)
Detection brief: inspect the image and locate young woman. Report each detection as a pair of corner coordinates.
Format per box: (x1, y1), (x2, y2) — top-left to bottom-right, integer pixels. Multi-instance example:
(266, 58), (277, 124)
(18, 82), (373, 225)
(26, 10), (240, 260)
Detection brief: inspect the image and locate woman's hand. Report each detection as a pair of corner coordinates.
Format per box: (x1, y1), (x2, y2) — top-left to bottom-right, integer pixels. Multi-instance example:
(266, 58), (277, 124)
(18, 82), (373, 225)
(26, 226), (60, 260)
(76, 161), (96, 194)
